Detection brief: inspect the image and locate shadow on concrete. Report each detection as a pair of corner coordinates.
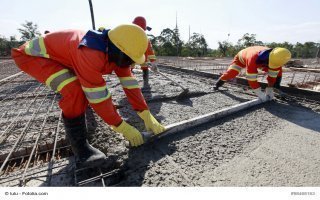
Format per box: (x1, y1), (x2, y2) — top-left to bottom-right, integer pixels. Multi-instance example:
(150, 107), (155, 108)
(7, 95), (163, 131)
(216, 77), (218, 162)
(265, 101), (320, 133)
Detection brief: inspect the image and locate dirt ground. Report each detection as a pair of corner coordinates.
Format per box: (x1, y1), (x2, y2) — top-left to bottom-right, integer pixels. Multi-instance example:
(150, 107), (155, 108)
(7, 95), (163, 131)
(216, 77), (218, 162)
(0, 63), (319, 186)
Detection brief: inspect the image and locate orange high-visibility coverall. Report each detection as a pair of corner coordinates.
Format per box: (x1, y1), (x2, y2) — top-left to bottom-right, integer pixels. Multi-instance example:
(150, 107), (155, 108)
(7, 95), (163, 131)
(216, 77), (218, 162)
(220, 46), (282, 89)
(11, 30), (148, 126)
(140, 40), (156, 70)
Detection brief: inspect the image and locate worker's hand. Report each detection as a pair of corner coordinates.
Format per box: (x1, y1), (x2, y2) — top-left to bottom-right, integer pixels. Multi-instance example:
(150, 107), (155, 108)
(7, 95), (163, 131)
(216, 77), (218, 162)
(138, 110), (166, 135)
(111, 121), (144, 147)
(265, 87), (274, 100)
(253, 88), (268, 101)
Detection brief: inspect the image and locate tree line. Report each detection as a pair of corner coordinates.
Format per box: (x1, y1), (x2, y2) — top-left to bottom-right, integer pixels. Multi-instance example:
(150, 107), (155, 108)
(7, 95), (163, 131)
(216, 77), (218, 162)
(214, 33), (319, 59)
(0, 21), (319, 59)
(0, 21), (41, 57)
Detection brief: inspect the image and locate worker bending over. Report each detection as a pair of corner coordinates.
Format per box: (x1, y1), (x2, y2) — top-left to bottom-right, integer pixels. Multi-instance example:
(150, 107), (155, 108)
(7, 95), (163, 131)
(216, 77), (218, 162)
(214, 46), (291, 101)
(12, 24), (165, 168)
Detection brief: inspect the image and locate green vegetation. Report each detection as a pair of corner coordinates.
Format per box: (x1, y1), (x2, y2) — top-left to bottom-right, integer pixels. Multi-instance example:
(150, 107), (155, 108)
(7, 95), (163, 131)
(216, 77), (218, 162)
(213, 33), (319, 58)
(0, 21), (40, 57)
(17, 21), (41, 42)
(0, 22), (319, 58)
(152, 30), (319, 58)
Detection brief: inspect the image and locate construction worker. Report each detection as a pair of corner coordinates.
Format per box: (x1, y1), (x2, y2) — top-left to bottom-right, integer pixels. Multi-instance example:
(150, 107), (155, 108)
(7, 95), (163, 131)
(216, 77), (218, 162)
(214, 46), (291, 101)
(132, 16), (157, 86)
(11, 24), (166, 168)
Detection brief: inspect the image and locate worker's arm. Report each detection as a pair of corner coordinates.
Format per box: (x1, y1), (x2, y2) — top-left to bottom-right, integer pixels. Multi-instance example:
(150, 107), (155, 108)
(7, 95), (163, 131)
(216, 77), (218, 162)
(74, 47), (122, 126)
(75, 47), (144, 146)
(114, 66), (148, 111)
(115, 65), (165, 135)
(264, 67), (281, 100)
(246, 61), (267, 101)
(246, 66), (260, 89)
(267, 67), (281, 87)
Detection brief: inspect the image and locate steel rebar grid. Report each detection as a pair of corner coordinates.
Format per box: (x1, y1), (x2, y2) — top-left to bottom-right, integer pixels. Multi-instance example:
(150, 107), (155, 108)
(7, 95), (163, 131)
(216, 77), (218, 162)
(75, 168), (121, 186)
(0, 85), (49, 145)
(0, 91), (49, 174)
(47, 112), (64, 186)
(0, 79), (44, 124)
(0, 148), (70, 186)
(0, 75), (39, 107)
(19, 94), (58, 186)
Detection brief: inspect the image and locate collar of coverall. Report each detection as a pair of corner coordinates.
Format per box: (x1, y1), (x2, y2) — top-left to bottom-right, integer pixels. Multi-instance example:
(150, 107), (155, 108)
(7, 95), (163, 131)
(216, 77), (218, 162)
(256, 48), (273, 65)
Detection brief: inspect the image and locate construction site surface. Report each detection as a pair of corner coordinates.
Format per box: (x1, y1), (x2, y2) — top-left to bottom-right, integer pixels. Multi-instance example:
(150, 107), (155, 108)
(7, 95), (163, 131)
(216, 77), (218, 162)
(0, 57), (319, 186)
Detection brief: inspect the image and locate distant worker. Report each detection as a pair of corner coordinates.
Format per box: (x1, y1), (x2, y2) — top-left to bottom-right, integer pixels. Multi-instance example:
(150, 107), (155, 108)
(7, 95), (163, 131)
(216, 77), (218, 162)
(11, 24), (165, 168)
(214, 46), (291, 101)
(132, 16), (157, 86)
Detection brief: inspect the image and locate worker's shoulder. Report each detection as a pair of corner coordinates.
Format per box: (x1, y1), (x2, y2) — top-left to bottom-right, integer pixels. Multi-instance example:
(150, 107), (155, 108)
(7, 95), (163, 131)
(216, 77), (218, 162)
(44, 29), (86, 42)
(244, 46), (268, 52)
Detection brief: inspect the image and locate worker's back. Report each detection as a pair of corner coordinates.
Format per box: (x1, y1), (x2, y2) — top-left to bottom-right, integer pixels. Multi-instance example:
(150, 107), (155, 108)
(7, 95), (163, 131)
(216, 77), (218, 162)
(239, 46), (268, 67)
(43, 29), (86, 68)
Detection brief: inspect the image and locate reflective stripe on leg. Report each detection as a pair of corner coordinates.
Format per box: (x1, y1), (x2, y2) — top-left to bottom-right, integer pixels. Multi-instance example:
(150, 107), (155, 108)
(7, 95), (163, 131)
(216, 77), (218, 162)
(119, 77), (140, 89)
(46, 69), (77, 92)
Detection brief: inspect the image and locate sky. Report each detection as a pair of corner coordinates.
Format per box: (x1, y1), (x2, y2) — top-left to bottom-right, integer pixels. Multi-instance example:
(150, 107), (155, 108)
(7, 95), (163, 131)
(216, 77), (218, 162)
(1, 0), (320, 49)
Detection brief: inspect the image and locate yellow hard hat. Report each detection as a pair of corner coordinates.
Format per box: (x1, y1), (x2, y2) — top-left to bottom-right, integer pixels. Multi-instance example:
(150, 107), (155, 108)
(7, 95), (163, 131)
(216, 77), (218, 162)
(269, 47), (291, 69)
(108, 24), (148, 64)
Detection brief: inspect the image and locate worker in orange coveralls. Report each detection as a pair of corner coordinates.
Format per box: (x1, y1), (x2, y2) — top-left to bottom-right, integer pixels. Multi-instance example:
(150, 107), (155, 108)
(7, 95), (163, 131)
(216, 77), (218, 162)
(11, 24), (166, 168)
(214, 46), (291, 101)
(132, 16), (157, 86)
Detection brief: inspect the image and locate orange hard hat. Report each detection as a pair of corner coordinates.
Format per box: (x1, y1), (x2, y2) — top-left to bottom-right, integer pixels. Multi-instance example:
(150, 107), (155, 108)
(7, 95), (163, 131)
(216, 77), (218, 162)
(132, 16), (152, 31)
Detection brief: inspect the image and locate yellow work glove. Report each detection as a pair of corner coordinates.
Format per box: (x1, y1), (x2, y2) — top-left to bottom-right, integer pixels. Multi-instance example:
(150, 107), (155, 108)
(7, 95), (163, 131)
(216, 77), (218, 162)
(138, 110), (166, 135)
(111, 121), (144, 147)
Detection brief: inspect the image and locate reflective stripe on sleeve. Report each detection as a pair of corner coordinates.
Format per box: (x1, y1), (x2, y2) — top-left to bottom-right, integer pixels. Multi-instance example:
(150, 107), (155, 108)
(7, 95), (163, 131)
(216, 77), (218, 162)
(24, 37), (50, 58)
(45, 69), (77, 92)
(82, 85), (111, 104)
(147, 55), (156, 60)
(246, 72), (258, 81)
(228, 65), (242, 73)
(119, 77), (140, 89)
(268, 69), (279, 78)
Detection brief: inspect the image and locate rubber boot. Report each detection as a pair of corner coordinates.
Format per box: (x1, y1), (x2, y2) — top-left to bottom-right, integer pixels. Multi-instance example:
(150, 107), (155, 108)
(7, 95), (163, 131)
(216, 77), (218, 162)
(214, 79), (225, 90)
(63, 114), (106, 168)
